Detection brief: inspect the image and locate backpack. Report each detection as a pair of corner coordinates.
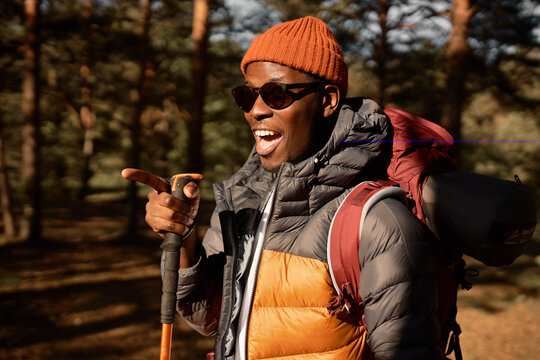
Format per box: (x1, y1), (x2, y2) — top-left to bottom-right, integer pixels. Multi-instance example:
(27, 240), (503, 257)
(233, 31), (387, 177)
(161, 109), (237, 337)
(326, 106), (537, 359)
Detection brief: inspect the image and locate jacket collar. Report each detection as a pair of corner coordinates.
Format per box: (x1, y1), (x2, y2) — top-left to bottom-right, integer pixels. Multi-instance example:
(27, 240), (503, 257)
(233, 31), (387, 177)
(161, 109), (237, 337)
(214, 97), (390, 215)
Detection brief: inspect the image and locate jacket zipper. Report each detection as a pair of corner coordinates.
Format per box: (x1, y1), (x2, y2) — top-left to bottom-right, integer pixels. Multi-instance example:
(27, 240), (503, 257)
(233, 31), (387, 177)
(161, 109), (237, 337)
(218, 185), (239, 359)
(240, 166), (283, 360)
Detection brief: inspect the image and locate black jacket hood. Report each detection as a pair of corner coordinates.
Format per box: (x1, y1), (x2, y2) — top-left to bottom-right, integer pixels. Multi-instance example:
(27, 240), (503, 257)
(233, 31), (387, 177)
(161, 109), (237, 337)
(213, 97), (391, 215)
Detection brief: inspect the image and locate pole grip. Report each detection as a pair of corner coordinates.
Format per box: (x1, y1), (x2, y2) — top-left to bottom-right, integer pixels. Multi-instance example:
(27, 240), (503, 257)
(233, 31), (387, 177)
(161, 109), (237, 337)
(160, 174), (201, 325)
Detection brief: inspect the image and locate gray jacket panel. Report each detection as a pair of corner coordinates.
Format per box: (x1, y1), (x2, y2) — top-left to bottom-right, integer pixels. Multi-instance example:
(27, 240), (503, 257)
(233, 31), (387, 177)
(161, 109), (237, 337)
(175, 208), (224, 337)
(360, 198), (442, 359)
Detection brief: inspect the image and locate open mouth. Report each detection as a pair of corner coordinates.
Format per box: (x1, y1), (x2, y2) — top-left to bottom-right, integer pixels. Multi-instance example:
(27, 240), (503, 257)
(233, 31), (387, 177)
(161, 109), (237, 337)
(254, 129), (283, 156)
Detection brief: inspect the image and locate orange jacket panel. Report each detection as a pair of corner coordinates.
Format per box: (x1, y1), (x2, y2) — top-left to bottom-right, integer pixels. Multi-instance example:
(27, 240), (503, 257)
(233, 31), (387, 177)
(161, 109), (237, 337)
(248, 249), (370, 359)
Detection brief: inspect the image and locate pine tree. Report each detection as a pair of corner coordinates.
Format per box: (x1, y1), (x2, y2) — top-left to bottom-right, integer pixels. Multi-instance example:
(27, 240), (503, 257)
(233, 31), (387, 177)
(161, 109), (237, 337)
(20, 0), (42, 242)
(188, 0), (211, 174)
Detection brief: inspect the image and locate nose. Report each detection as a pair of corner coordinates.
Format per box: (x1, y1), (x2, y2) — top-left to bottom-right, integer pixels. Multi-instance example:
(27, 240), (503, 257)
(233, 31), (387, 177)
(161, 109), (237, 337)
(249, 92), (272, 120)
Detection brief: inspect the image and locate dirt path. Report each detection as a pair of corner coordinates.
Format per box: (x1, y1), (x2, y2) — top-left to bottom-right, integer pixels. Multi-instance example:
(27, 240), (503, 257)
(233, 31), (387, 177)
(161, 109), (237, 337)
(1, 201), (539, 359)
(451, 256), (540, 360)
(0, 202), (214, 360)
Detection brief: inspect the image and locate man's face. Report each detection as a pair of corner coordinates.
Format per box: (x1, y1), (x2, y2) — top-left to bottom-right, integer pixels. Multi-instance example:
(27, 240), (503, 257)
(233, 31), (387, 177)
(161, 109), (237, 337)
(243, 62), (324, 172)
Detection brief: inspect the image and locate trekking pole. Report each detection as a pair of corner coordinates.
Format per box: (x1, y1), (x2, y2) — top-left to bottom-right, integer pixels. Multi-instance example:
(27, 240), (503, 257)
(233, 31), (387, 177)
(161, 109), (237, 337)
(160, 173), (202, 360)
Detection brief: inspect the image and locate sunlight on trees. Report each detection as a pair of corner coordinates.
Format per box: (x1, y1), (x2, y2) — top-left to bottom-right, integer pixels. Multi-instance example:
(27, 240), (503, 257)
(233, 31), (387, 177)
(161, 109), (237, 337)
(0, 0), (538, 242)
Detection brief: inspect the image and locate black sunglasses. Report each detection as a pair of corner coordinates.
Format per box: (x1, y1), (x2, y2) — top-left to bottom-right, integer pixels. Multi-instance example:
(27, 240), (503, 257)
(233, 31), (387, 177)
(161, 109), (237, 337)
(231, 81), (325, 112)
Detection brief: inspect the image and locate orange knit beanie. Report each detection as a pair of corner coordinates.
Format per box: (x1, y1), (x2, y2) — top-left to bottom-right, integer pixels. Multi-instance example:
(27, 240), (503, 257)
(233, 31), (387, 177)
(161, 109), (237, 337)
(241, 16), (348, 97)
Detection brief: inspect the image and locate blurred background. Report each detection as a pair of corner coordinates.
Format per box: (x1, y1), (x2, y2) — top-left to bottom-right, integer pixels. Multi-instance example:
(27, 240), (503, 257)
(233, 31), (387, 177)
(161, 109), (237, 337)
(0, 0), (539, 359)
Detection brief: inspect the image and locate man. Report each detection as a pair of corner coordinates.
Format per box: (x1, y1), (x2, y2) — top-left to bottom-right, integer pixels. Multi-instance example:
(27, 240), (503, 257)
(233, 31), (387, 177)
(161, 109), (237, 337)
(123, 16), (441, 360)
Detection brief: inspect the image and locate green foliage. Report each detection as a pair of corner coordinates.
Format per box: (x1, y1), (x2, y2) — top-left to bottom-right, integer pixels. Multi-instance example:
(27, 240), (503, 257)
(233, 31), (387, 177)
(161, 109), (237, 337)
(462, 93), (540, 181)
(0, 0), (538, 240)
(264, 0), (327, 21)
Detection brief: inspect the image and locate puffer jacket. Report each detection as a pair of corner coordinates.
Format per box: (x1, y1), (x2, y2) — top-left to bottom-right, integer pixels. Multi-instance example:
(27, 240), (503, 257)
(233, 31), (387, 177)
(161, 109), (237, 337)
(175, 98), (442, 360)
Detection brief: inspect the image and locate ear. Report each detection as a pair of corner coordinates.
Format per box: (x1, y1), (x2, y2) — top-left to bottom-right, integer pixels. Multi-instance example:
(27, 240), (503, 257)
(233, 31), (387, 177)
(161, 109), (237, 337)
(321, 85), (341, 118)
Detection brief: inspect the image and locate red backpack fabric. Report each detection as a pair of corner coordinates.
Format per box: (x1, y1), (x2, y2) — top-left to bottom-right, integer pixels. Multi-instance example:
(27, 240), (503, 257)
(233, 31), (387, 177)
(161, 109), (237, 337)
(326, 106), (462, 359)
(383, 106), (456, 221)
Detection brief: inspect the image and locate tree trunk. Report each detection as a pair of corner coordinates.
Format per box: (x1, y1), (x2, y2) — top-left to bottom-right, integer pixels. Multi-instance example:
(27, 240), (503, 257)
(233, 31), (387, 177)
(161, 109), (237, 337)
(188, 0), (210, 174)
(127, 0), (153, 236)
(441, 0), (474, 141)
(375, 0), (390, 105)
(20, 0), (41, 242)
(79, 0), (96, 200)
(0, 135), (16, 243)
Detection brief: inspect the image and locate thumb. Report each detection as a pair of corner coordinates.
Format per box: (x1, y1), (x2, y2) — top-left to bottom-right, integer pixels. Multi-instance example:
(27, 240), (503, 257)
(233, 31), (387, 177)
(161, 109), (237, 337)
(183, 181), (201, 217)
(183, 181), (201, 200)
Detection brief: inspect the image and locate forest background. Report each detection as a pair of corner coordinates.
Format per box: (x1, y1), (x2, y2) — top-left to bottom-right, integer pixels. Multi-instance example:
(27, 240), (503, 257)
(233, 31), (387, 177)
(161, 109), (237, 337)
(1, 0), (540, 359)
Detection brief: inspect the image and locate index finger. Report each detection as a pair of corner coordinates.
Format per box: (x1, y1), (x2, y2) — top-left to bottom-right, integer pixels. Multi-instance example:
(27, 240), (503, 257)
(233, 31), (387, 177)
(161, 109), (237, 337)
(121, 168), (169, 193)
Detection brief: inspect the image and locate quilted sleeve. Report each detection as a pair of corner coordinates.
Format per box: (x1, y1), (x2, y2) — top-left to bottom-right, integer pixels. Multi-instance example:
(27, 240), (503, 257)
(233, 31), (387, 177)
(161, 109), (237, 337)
(358, 198), (443, 360)
(173, 208), (225, 336)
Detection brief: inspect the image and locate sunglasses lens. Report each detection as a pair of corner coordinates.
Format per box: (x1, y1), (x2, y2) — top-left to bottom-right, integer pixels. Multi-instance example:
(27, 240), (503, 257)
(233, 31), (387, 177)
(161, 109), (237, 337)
(260, 82), (292, 110)
(232, 82), (311, 112)
(232, 86), (258, 112)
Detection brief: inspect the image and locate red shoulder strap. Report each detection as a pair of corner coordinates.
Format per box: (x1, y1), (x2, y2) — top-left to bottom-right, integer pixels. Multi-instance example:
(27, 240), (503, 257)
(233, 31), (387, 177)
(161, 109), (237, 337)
(326, 181), (405, 324)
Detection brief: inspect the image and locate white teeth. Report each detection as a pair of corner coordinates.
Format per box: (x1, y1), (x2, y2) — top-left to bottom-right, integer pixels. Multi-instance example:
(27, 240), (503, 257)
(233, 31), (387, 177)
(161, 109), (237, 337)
(255, 130), (277, 137)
